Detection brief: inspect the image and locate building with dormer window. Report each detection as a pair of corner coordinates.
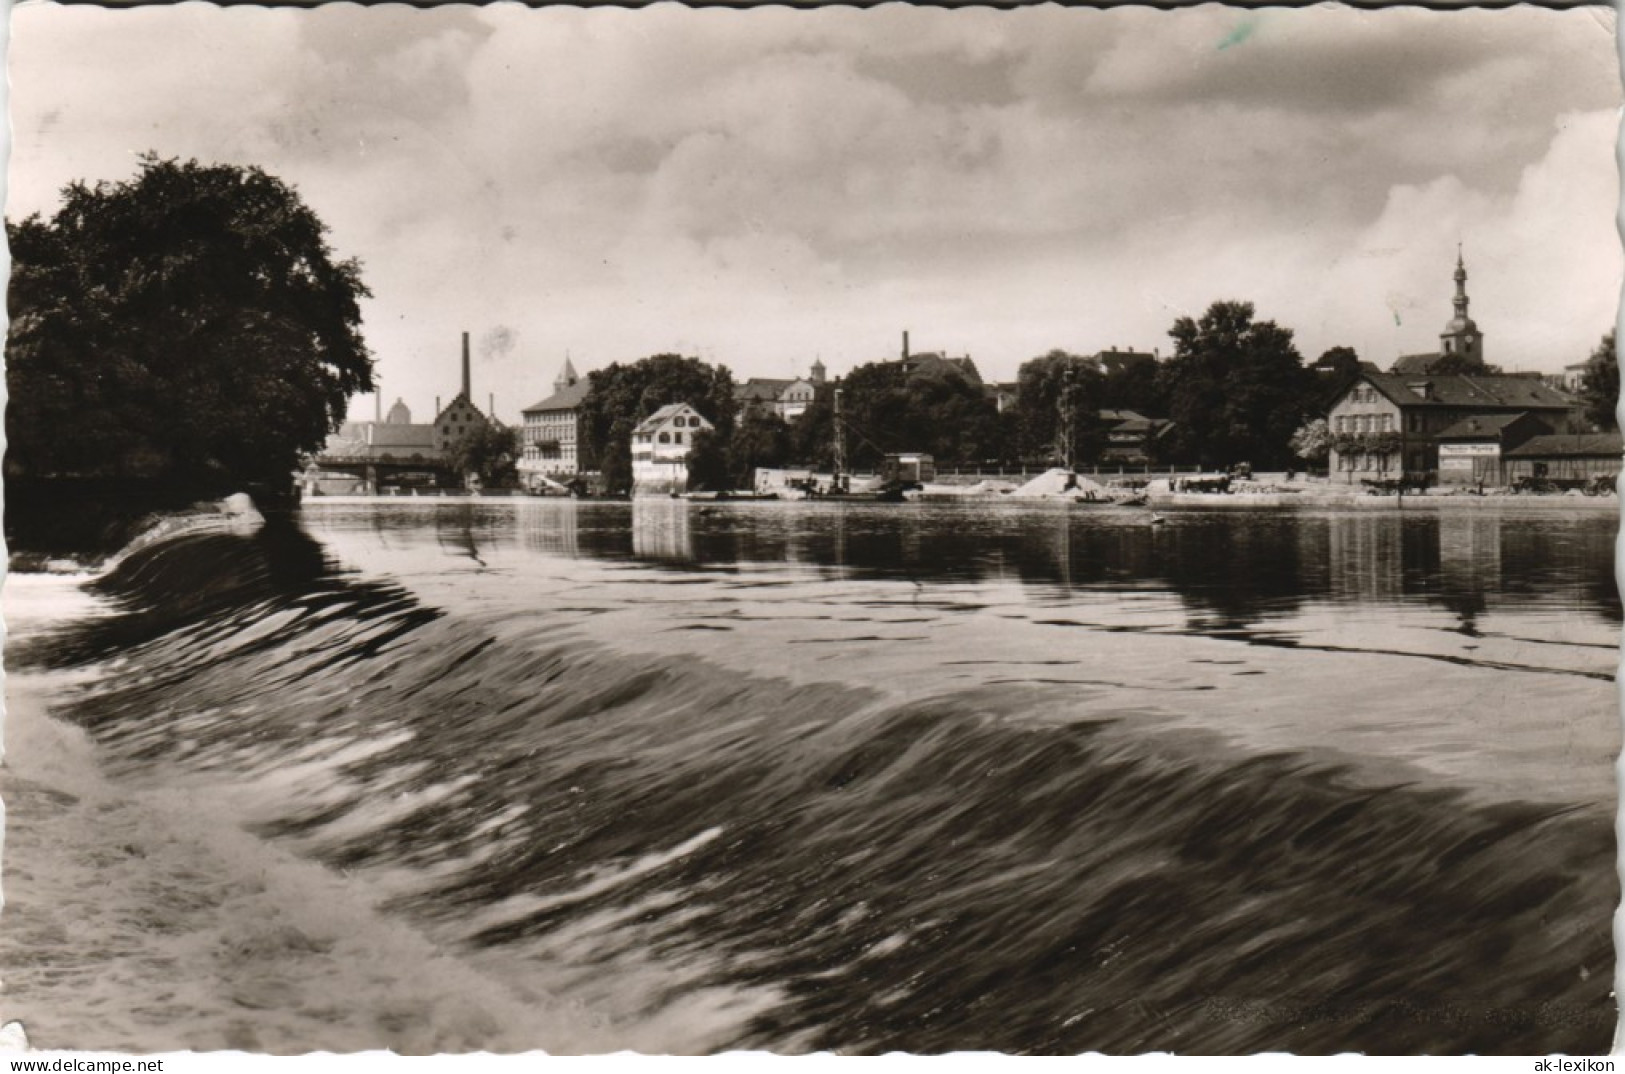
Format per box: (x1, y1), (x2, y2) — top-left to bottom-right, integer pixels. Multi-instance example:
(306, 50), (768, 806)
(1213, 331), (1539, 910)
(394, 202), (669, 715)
(631, 403), (715, 495)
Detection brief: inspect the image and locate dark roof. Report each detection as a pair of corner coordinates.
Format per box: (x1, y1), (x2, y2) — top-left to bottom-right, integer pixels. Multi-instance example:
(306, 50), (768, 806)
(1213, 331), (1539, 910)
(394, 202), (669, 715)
(1390, 352), (1442, 375)
(948, 356), (983, 384)
(1360, 373), (1574, 411)
(632, 402), (714, 435)
(369, 424), (437, 448)
(318, 424), (439, 461)
(522, 379), (590, 414)
(1098, 409), (1148, 423)
(735, 378), (793, 403)
(1505, 433), (1624, 459)
(901, 353), (982, 386)
(1434, 413), (1532, 441)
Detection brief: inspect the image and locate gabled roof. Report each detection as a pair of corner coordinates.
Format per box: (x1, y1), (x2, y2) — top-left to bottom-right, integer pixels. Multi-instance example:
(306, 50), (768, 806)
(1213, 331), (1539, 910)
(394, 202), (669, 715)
(369, 423), (438, 448)
(901, 352), (983, 386)
(433, 393), (486, 424)
(522, 379), (590, 414)
(1434, 413), (1534, 441)
(1359, 373), (1574, 410)
(633, 402), (714, 435)
(1390, 352), (1442, 375)
(735, 378), (794, 403)
(1505, 433), (1624, 459)
(317, 424), (439, 460)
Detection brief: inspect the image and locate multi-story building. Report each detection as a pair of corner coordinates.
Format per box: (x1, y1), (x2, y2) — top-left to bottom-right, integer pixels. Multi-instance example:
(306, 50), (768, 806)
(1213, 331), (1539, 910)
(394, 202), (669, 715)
(631, 402), (714, 496)
(520, 359), (589, 481)
(1326, 373), (1574, 481)
(1328, 253), (1577, 482)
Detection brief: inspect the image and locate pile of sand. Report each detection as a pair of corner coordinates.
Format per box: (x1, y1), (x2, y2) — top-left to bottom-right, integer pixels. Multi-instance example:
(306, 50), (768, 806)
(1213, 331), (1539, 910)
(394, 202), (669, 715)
(1010, 469), (1108, 499)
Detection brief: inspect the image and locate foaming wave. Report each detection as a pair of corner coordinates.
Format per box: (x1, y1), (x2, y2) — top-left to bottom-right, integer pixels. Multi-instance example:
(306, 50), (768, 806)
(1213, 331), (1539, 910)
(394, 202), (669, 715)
(16, 523), (1616, 1055)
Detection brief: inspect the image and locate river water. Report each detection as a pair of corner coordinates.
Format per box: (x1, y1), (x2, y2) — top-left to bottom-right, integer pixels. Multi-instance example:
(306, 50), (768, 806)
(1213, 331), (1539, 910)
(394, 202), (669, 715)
(3, 499), (1618, 1054)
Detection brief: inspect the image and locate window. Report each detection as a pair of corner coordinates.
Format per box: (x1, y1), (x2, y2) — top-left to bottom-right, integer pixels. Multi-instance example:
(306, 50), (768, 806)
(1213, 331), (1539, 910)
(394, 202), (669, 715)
(658, 432), (670, 444)
(674, 432), (684, 445)
(1408, 413), (1423, 433)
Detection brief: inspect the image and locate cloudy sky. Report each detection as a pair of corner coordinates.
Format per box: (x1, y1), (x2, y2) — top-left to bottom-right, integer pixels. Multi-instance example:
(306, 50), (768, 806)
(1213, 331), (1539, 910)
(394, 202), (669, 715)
(9, 3), (1621, 422)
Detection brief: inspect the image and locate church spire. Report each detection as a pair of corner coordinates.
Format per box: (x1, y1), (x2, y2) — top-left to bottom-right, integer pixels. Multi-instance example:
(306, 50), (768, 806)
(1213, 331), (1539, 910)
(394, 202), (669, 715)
(1439, 247), (1483, 368)
(555, 354), (579, 392)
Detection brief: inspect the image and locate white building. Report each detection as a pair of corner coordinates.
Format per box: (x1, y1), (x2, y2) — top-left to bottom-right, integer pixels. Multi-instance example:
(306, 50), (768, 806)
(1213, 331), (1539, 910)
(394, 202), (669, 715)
(520, 359), (589, 482)
(631, 402), (715, 496)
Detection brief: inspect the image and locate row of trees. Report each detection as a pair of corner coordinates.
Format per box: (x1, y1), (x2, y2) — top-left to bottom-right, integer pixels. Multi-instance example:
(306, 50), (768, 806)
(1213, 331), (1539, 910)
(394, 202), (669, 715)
(14, 156), (1614, 507)
(572, 300), (1346, 490)
(449, 321), (1623, 491)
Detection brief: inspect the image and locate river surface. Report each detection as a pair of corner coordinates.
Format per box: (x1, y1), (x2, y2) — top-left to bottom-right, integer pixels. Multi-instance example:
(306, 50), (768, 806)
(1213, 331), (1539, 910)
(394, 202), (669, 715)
(3, 499), (1618, 1054)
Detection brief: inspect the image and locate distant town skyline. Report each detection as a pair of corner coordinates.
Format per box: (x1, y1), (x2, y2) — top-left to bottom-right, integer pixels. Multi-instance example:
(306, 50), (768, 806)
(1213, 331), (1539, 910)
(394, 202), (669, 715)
(9, 4), (1620, 425)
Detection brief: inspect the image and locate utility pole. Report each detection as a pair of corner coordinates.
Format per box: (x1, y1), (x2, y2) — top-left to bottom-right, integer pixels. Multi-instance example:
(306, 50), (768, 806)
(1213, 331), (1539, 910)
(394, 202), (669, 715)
(1059, 366), (1076, 471)
(833, 388), (847, 482)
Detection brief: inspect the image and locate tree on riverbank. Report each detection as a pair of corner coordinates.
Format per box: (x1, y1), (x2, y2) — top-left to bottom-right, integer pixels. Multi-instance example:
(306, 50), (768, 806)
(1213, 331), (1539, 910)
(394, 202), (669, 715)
(576, 355), (736, 493)
(6, 155), (373, 493)
(1014, 351), (1107, 467)
(446, 422), (521, 487)
(1577, 331), (1618, 431)
(1158, 301), (1315, 469)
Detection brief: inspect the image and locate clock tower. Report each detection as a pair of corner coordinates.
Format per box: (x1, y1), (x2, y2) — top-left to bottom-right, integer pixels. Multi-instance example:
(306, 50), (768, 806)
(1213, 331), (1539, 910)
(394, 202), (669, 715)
(1438, 247), (1485, 368)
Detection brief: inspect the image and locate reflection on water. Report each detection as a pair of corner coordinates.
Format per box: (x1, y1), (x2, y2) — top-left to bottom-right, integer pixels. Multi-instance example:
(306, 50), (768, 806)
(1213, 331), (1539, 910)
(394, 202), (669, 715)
(8, 498), (1617, 1055)
(438, 500), (1621, 631)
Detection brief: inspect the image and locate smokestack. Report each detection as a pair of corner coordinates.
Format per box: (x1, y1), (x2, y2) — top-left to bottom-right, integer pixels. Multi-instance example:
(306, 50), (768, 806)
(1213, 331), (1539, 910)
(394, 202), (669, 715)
(489, 393), (495, 419)
(436, 395), (441, 416)
(902, 330), (910, 361)
(375, 392), (381, 423)
(462, 332), (471, 401)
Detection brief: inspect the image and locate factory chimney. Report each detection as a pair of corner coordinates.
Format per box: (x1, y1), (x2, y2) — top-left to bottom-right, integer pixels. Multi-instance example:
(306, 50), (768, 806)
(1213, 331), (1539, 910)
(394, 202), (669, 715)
(462, 332), (472, 401)
(374, 392), (381, 423)
(902, 330), (910, 361)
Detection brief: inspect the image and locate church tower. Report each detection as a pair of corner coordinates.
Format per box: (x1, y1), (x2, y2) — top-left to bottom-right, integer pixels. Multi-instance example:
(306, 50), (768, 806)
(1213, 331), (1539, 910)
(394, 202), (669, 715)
(1438, 248), (1485, 368)
(555, 356), (580, 393)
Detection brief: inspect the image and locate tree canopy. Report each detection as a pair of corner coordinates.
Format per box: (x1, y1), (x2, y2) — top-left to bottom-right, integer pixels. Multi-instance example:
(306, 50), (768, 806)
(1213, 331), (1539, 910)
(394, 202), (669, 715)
(1014, 351), (1107, 466)
(6, 155), (373, 489)
(1578, 330), (1618, 431)
(1097, 349), (1167, 416)
(446, 421), (521, 487)
(576, 354), (736, 492)
(833, 360), (1002, 469)
(1158, 301), (1315, 469)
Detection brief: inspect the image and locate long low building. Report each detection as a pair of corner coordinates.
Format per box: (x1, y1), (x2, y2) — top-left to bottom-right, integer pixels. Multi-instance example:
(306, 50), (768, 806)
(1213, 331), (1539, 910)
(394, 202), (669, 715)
(1503, 433), (1622, 485)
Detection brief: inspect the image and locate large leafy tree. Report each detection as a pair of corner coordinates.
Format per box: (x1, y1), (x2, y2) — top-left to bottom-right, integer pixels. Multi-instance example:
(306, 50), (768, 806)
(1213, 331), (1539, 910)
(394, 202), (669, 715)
(576, 354), (736, 492)
(1097, 349), (1167, 416)
(446, 421), (521, 487)
(726, 411), (793, 487)
(1157, 301), (1315, 469)
(6, 155), (373, 487)
(1014, 351), (1107, 466)
(831, 360), (1002, 469)
(1578, 330), (1618, 431)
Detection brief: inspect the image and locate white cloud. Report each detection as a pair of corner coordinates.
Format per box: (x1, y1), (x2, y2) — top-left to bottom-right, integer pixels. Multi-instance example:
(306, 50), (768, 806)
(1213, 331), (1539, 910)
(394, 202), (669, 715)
(7, 3), (1618, 421)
